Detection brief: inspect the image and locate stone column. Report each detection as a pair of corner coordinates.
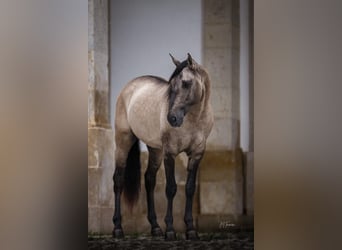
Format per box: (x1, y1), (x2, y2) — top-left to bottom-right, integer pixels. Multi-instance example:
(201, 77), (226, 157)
(88, 0), (110, 128)
(198, 0), (250, 230)
(204, 0), (240, 150)
(88, 0), (114, 233)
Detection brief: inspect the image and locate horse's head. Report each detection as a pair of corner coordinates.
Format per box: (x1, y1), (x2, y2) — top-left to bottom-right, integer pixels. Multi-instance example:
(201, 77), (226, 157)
(167, 53), (204, 127)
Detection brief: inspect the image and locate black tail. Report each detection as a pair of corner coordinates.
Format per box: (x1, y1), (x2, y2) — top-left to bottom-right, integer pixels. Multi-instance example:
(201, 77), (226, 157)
(123, 139), (141, 210)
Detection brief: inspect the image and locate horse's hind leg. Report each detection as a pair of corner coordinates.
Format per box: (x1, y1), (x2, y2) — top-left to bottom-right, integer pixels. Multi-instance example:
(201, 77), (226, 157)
(145, 146), (163, 237)
(112, 128), (136, 238)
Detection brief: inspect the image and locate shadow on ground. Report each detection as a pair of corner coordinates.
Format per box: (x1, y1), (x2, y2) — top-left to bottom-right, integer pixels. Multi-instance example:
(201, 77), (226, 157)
(88, 230), (254, 250)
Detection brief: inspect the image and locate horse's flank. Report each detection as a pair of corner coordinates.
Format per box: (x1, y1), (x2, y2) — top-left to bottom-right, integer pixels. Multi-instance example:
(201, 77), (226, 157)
(116, 75), (169, 149)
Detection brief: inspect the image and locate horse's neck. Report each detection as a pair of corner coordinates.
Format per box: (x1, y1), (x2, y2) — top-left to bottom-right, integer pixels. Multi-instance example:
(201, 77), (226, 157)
(189, 78), (211, 120)
(201, 74), (212, 113)
(203, 78), (211, 109)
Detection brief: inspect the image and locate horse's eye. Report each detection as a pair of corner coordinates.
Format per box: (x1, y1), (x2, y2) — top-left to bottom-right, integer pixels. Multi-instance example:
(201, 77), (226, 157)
(182, 80), (191, 89)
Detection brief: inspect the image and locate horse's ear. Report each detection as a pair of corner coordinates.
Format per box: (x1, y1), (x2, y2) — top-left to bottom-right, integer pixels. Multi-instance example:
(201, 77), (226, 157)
(187, 53), (198, 69)
(169, 53), (180, 66)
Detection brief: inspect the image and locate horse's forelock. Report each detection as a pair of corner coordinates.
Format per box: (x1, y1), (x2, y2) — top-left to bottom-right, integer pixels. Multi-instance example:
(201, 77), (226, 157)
(167, 60), (187, 106)
(168, 60), (188, 82)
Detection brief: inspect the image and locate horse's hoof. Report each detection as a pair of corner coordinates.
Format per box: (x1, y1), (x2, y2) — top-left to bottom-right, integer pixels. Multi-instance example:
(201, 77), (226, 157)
(186, 230), (199, 240)
(151, 227), (163, 237)
(112, 228), (124, 239)
(165, 230), (177, 241)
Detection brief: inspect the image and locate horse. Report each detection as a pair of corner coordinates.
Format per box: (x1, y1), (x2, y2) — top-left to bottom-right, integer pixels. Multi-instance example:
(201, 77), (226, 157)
(112, 53), (213, 240)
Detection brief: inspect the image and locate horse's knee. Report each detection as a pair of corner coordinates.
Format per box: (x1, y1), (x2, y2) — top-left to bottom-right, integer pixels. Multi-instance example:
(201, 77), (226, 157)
(144, 169), (157, 190)
(185, 180), (196, 197)
(166, 181), (177, 198)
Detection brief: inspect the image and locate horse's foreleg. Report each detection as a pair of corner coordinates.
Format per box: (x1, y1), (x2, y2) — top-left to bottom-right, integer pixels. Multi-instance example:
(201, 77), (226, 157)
(184, 153), (203, 240)
(145, 146), (163, 237)
(164, 153), (177, 240)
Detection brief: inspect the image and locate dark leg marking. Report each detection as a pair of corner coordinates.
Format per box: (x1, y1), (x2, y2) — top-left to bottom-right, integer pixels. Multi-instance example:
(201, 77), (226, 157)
(144, 146), (163, 237)
(184, 154), (203, 240)
(112, 166), (125, 238)
(164, 153), (177, 240)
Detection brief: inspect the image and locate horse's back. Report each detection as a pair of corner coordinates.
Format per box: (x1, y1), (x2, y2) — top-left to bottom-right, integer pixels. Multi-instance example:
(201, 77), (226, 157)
(116, 76), (169, 149)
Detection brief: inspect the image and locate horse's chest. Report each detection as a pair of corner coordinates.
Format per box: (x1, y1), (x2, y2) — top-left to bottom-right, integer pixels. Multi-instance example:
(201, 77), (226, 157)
(163, 129), (201, 155)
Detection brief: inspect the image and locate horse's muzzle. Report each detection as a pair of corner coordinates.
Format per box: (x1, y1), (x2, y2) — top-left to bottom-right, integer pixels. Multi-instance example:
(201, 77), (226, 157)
(167, 110), (184, 127)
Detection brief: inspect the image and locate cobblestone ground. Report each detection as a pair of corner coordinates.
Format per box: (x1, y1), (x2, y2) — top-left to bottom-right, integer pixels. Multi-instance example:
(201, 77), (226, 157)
(88, 231), (254, 250)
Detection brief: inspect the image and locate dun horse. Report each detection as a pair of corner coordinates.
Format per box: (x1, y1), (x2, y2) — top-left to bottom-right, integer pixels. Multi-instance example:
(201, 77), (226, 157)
(112, 53), (213, 240)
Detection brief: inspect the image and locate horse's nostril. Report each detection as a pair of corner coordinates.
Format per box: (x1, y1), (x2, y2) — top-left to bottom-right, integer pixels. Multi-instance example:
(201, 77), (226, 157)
(168, 113), (180, 127)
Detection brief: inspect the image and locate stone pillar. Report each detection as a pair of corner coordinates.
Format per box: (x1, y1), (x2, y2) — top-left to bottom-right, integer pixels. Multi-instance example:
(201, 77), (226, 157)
(204, 0), (240, 150)
(88, 0), (110, 128)
(198, 0), (249, 230)
(88, 0), (114, 234)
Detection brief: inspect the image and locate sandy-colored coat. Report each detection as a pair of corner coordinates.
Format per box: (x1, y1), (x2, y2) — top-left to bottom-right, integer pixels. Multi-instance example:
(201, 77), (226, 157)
(115, 67), (213, 161)
(112, 55), (214, 239)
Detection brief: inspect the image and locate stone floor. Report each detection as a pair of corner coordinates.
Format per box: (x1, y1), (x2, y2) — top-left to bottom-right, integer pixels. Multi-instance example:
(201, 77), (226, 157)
(88, 231), (254, 250)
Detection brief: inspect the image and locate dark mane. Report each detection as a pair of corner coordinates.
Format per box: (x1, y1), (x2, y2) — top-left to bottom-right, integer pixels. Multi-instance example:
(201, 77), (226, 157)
(168, 60), (188, 82)
(167, 60), (193, 109)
